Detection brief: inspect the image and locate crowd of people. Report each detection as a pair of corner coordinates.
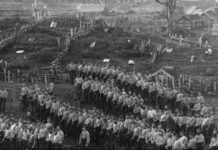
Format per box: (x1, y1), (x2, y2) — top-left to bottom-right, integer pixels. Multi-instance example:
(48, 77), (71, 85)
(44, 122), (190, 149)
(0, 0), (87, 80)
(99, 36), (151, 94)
(0, 114), (64, 150)
(66, 62), (218, 150)
(1, 61), (218, 150)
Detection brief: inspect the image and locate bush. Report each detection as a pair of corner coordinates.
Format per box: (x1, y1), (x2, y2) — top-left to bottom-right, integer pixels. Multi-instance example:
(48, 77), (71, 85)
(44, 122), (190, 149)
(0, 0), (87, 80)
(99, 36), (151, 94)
(28, 48), (57, 64)
(8, 62), (31, 70)
(119, 50), (148, 59)
(80, 51), (109, 59)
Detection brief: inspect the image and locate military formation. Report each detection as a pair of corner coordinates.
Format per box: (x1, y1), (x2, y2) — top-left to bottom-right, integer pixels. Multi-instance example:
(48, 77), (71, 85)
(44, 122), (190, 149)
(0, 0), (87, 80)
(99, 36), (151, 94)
(0, 61), (218, 150)
(66, 62), (218, 150)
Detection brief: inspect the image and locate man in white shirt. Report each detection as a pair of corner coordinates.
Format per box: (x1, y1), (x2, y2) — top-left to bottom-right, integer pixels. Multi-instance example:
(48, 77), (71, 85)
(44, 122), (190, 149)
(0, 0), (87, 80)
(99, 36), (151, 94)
(172, 131), (188, 150)
(79, 127), (90, 150)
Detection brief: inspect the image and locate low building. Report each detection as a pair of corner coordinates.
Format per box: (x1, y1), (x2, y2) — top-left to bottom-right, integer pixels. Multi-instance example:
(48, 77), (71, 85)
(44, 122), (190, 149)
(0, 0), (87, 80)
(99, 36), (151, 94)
(176, 14), (210, 29)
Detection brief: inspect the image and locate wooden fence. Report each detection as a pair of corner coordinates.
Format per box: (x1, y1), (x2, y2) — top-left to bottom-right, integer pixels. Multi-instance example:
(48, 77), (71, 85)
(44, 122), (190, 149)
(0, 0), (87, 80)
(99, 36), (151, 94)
(0, 70), (68, 84)
(156, 73), (218, 95)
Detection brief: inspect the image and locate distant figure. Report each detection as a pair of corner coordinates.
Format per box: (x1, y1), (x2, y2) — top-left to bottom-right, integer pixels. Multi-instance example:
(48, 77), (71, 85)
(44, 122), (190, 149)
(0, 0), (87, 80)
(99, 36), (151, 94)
(79, 127), (90, 150)
(21, 84), (28, 111)
(46, 81), (55, 95)
(2, 87), (8, 113)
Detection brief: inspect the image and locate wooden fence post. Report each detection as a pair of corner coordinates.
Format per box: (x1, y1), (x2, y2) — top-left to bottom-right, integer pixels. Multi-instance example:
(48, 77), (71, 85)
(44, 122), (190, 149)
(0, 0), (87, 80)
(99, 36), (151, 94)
(8, 70), (10, 82)
(3, 68), (6, 82)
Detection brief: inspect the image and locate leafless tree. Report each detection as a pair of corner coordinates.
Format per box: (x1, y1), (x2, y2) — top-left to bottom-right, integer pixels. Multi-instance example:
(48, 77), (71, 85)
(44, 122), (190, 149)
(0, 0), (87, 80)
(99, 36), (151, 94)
(155, 0), (177, 35)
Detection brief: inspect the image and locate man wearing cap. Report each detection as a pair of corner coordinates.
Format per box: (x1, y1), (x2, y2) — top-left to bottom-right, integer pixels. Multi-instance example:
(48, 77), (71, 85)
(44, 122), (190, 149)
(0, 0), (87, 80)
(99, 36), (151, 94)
(195, 128), (205, 150)
(79, 126), (90, 150)
(209, 131), (218, 150)
(156, 130), (166, 150)
(187, 132), (196, 150)
(172, 131), (188, 150)
(165, 133), (176, 150)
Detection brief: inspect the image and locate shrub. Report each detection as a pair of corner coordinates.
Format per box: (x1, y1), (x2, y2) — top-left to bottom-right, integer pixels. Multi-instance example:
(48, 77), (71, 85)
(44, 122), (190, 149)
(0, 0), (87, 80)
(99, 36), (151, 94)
(28, 48), (57, 64)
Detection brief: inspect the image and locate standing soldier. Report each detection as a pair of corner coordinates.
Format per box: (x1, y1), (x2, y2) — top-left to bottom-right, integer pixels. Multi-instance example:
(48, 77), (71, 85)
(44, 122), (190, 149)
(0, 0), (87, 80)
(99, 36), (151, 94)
(75, 76), (84, 101)
(79, 127), (90, 150)
(2, 87), (8, 113)
(21, 84), (28, 111)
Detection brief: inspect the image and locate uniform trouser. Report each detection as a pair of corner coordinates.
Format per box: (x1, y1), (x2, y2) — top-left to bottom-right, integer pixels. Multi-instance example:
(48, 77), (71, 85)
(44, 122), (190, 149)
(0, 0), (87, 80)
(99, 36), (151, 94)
(94, 127), (101, 144)
(0, 131), (4, 141)
(0, 98), (3, 112)
(106, 98), (112, 114)
(137, 138), (146, 150)
(196, 143), (204, 150)
(83, 89), (89, 104)
(21, 139), (27, 150)
(53, 143), (62, 150)
(166, 97), (176, 112)
(80, 138), (88, 150)
(46, 141), (53, 150)
(166, 146), (173, 150)
(157, 145), (165, 150)
(157, 95), (164, 110)
(187, 126), (195, 135)
(38, 138), (46, 150)
(149, 91), (157, 107)
(72, 121), (79, 138)
(22, 95), (27, 110)
(210, 147), (218, 150)
(61, 118), (68, 134)
(2, 138), (12, 150)
(99, 129), (106, 145)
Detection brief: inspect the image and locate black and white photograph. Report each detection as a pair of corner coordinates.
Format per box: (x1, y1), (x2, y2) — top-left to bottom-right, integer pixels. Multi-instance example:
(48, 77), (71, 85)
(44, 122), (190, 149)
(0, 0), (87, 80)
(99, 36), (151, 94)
(1, 0), (218, 150)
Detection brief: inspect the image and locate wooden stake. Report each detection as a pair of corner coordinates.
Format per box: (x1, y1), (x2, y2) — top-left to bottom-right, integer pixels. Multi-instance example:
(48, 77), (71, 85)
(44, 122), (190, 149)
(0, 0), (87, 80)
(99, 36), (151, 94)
(205, 79), (208, 92)
(8, 70), (10, 82)
(188, 76), (191, 89)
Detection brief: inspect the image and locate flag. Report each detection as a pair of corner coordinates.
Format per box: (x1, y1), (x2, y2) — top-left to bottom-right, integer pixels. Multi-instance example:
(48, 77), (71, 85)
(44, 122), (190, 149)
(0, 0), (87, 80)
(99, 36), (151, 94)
(90, 41), (96, 48)
(136, 28), (140, 33)
(50, 22), (57, 28)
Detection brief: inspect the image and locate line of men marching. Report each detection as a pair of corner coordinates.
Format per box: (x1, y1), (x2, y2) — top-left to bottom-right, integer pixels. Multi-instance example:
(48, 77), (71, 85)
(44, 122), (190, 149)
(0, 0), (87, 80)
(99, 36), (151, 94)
(66, 61), (218, 150)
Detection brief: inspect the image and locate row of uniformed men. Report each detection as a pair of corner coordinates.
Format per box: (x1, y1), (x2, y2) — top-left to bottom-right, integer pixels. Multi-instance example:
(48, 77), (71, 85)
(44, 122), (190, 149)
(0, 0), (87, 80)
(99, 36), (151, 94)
(83, 78), (217, 143)
(0, 114), (64, 150)
(30, 87), (217, 150)
(79, 77), (215, 132)
(67, 62), (174, 98)
(0, 88), (8, 113)
(68, 63), (217, 144)
(68, 62), (207, 114)
(68, 62), (214, 122)
(20, 82), (54, 111)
